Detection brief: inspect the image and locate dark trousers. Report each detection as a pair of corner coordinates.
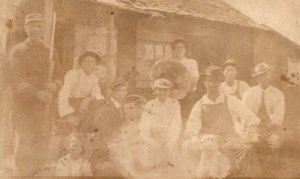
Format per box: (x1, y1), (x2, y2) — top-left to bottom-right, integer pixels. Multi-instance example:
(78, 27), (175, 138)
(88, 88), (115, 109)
(13, 113), (49, 176)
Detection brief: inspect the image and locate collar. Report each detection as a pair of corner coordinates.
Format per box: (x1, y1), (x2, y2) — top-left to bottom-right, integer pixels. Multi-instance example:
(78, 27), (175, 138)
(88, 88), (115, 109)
(224, 80), (237, 87)
(110, 97), (122, 108)
(155, 97), (171, 105)
(201, 93), (226, 105)
(79, 69), (96, 78)
(258, 85), (271, 92)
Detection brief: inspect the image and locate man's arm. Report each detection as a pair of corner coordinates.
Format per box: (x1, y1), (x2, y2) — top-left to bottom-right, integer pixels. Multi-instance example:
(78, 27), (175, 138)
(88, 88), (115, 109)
(190, 60), (200, 91)
(9, 47), (39, 100)
(270, 90), (285, 127)
(91, 78), (104, 100)
(58, 71), (76, 117)
(139, 103), (154, 144)
(229, 96), (260, 142)
(231, 96), (260, 127)
(168, 101), (182, 145)
(185, 101), (202, 139)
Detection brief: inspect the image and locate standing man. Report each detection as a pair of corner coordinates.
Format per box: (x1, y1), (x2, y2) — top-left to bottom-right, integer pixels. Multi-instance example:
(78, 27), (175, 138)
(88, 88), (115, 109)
(92, 80), (128, 176)
(183, 65), (260, 178)
(171, 39), (200, 121)
(139, 79), (182, 176)
(9, 13), (62, 175)
(220, 59), (250, 99)
(242, 63), (285, 174)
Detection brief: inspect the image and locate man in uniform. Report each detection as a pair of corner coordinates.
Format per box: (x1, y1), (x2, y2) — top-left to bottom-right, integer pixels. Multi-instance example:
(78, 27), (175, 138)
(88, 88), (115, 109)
(9, 13), (62, 175)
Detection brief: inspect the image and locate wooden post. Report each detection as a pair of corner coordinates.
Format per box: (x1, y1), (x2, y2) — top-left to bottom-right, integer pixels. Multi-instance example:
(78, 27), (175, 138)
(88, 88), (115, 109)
(107, 10), (117, 82)
(44, 0), (55, 45)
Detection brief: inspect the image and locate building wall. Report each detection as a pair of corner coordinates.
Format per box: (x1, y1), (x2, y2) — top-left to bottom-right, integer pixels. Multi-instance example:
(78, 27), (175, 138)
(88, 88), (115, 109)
(185, 18), (255, 83)
(131, 14), (255, 89)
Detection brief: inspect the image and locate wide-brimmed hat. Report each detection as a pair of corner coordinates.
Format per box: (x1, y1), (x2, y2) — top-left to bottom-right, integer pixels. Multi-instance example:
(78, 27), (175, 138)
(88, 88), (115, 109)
(77, 51), (102, 65)
(252, 62), (272, 77)
(200, 65), (224, 81)
(153, 79), (172, 89)
(221, 59), (239, 71)
(25, 13), (44, 25)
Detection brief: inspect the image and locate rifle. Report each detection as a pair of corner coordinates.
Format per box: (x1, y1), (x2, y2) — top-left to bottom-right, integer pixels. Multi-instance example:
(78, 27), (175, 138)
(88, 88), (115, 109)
(43, 12), (57, 136)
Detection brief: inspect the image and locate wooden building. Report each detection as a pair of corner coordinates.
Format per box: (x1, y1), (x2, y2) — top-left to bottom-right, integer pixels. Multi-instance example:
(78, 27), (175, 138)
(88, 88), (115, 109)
(6, 0), (300, 120)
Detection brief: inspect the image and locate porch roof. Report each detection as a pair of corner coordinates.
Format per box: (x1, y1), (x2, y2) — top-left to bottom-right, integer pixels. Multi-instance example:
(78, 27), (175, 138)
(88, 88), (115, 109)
(93, 0), (269, 30)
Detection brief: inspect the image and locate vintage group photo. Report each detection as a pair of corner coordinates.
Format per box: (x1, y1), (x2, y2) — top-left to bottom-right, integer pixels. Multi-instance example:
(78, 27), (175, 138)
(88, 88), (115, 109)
(1, 0), (300, 178)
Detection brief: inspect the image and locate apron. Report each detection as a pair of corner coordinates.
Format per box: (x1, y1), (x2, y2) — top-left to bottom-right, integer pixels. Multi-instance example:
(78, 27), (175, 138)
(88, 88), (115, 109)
(197, 96), (255, 178)
(200, 96), (237, 137)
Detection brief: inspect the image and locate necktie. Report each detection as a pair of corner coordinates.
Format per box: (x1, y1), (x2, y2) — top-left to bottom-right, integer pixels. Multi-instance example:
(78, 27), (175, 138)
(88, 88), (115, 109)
(118, 105), (125, 121)
(258, 90), (270, 125)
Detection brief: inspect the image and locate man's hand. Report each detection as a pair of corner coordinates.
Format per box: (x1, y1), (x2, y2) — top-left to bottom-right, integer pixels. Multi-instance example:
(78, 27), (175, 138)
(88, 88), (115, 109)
(66, 114), (81, 127)
(36, 90), (53, 103)
(44, 82), (57, 93)
(267, 133), (281, 150)
(79, 96), (95, 113)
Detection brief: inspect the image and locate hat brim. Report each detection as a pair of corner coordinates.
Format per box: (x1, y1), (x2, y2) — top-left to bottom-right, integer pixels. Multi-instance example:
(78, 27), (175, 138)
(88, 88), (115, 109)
(200, 73), (224, 81)
(25, 19), (44, 25)
(78, 51), (103, 65)
(251, 70), (268, 77)
(221, 63), (239, 71)
(154, 85), (172, 89)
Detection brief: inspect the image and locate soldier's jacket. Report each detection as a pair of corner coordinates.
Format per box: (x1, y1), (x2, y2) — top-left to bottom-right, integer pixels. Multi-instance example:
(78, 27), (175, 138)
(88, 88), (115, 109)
(9, 39), (62, 110)
(8, 39), (63, 136)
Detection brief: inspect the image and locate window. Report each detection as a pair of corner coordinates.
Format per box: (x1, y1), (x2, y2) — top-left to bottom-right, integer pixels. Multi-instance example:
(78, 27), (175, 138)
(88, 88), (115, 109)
(136, 41), (172, 87)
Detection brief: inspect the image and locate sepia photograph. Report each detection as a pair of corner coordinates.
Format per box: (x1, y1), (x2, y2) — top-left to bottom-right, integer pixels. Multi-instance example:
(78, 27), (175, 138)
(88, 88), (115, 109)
(1, 0), (300, 178)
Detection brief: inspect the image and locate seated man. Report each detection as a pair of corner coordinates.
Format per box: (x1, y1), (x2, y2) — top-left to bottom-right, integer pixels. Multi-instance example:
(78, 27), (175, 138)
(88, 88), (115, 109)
(183, 65), (260, 178)
(138, 79), (182, 177)
(58, 51), (104, 133)
(242, 63), (285, 175)
(91, 80), (128, 176)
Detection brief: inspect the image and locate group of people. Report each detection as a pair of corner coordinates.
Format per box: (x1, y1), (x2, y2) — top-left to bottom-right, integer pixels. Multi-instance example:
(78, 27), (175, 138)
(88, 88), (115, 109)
(6, 13), (287, 178)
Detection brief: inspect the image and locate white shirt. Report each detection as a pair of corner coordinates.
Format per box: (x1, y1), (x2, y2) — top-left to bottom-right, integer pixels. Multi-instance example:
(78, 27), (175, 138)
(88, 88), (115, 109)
(242, 85), (285, 126)
(180, 57), (200, 91)
(186, 93), (260, 137)
(220, 80), (249, 98)
(58, 69), (104, 117)
(139, 98), (182, 146)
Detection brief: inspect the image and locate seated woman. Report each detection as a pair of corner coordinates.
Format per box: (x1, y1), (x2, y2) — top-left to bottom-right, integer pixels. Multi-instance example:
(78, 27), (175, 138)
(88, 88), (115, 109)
(220, 59), (250, 100)
(55, 133), (92, 176)
(58, 51), (104, 133)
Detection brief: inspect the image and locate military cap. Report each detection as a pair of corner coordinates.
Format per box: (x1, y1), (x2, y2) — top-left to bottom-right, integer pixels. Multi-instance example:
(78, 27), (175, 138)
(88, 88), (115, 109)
(153, 79), (173, 89)
(25, 13), (44, 25)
